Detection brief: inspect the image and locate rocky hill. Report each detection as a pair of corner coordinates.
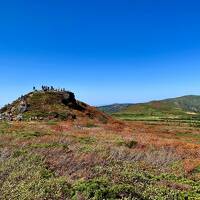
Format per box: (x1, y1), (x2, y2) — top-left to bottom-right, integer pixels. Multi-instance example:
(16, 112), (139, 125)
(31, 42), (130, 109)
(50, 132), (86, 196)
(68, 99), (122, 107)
(0, 86), (110, 124)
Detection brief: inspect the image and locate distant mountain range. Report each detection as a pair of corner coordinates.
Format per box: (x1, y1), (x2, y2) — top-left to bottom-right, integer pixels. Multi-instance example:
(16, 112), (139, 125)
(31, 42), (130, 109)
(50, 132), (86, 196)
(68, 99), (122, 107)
(98, 95), (200, 120)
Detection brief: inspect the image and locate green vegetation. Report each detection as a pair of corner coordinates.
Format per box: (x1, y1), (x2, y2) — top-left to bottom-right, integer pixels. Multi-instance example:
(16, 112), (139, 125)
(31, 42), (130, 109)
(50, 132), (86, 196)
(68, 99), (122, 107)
(98, 103), (131, 113)
(85, 122), (98, 128)
(0, 122), (11, 135)
(72, 177), (144, 200)
(0, 158), (195, 198)
(0, 152), (71, 200)
(116, 138), (138, 148)
(99, 95), (200, 122)
(30, 142), (69, 149)
(2, 150), (200, 200)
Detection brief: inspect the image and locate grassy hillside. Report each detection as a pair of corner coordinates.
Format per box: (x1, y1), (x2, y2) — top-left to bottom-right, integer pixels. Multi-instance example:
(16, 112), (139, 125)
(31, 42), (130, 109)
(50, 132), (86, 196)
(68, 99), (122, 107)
(99, 95), (200, 121)
(98, 103), (131, 113)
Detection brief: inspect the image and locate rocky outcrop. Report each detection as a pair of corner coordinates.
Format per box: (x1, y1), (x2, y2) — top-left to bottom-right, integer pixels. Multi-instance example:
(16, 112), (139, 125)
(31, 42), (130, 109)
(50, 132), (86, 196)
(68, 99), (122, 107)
(0, 99), (28, 121)
(62, 92), (76, 104)
(18, 100), (28, 113)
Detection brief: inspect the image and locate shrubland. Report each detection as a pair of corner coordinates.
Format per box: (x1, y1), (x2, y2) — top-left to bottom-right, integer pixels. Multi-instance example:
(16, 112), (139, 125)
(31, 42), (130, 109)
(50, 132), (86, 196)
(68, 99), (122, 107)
(1, 119), (200, 199)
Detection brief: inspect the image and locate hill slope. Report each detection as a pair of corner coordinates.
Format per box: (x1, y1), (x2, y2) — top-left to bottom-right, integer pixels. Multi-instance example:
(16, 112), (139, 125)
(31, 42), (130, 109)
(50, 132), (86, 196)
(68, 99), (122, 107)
(0, 89), (110, 124)
(99, 103), (131, 113)
(99, 95), (200, 120)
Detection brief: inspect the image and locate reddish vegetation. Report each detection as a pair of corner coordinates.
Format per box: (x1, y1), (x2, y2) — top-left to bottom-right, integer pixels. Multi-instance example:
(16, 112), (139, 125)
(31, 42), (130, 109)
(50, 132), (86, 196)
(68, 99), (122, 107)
(18, 120), (200, 172)
(127, 121), (200, 171)
(2, 119), (200, 178)
(35, 119), (200, 174)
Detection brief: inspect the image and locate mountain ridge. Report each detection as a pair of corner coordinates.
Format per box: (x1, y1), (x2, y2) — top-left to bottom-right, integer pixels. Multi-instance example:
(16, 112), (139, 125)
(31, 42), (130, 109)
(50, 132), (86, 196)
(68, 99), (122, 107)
(98, 95), (200, 118)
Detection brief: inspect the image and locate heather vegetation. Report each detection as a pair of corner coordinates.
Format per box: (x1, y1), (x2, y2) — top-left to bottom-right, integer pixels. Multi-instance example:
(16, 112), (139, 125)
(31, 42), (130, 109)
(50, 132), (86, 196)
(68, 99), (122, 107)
(1, 91), (200, 199)
(1, 119), (200, 199)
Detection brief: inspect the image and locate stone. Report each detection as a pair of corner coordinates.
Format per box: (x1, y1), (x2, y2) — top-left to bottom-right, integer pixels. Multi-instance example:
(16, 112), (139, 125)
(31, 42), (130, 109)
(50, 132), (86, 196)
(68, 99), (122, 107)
(62, 91), (76, 105)
(11, 107), (16, 113)
(16, 114), (23, 121)
(18, 100), (27, 113)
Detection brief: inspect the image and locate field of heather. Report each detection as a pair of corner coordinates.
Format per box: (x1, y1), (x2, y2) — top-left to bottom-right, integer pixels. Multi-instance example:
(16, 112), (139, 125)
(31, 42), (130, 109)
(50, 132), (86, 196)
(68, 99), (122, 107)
(1, 120), (200, 199)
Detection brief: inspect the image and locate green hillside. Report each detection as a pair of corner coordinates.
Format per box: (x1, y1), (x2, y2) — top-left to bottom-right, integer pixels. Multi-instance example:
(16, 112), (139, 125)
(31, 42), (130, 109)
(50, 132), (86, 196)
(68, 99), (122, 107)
(98, 103), (131, 113)
(99, 95), (200, 121)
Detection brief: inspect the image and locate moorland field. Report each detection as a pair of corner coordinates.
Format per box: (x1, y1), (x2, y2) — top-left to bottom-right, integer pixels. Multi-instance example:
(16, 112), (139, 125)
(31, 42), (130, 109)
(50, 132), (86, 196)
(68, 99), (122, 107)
(1, 91), (200, 199)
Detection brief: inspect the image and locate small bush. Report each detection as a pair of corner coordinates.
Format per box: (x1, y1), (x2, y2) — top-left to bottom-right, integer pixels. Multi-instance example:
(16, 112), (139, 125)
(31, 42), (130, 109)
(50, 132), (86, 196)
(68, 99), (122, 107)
(116, 138), (138, 149)
(77, 136), (96, 144)
(125, 140), (138, 148)
(71, 178), (142, 200)
(13, 149), (28, 157)
(85, 122), (97, 128)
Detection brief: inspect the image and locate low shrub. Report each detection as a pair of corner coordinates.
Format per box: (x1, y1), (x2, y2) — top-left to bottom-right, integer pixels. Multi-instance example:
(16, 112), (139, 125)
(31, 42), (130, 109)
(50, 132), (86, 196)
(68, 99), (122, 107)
(116, 138), (138, 149)
(71, 177), (143, 200)
(85, 122), (98, 128)
(125, 140), (138, 148)
(0, 152), (71, 200)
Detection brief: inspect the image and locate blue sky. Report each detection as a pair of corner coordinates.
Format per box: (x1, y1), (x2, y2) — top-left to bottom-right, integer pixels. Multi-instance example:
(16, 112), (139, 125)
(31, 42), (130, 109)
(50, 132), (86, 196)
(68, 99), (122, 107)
(0, 0), (200, 106)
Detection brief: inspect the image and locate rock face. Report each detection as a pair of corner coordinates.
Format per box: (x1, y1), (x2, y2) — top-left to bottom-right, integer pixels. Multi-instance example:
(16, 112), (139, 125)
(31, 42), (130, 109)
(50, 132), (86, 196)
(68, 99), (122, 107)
(62, 92), (76, 105)
(18, 100), (28, 113)
(0, 88), (110, 123)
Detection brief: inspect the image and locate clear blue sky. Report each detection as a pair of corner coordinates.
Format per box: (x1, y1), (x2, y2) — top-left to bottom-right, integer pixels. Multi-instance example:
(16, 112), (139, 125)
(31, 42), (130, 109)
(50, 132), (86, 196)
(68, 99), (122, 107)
(0, 0), (200, 106)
